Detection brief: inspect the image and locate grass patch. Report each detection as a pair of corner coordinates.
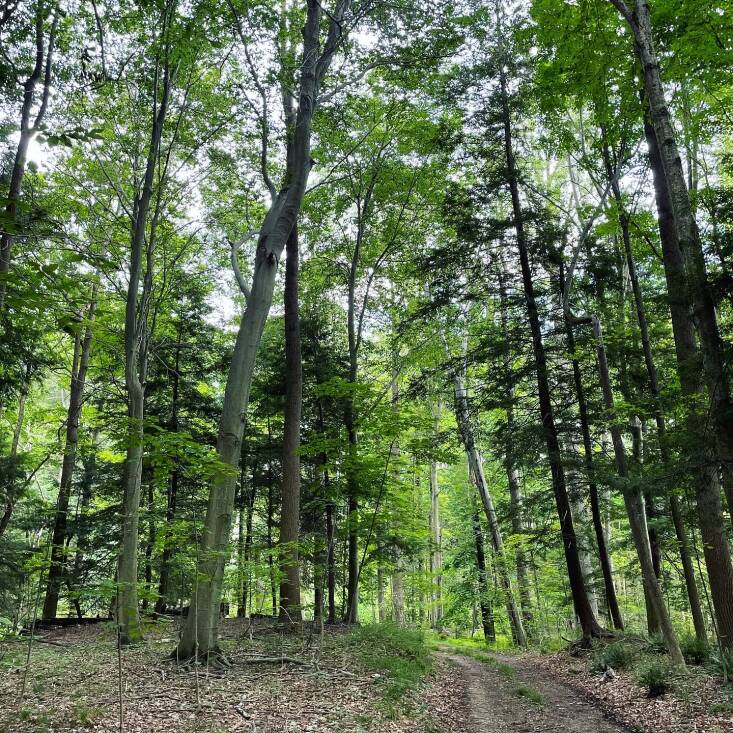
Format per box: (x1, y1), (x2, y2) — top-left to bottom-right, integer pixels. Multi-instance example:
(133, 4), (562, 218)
(512, 685), (544, 705)
(348, 623), (432, 717)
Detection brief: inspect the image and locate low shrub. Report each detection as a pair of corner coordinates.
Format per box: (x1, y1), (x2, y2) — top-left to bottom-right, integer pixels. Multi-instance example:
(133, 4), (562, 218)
(636, 659), (672, 697)
(680, 634), (710, 665)
(591, 641), (637, 672)
(709, 647), (733, 683)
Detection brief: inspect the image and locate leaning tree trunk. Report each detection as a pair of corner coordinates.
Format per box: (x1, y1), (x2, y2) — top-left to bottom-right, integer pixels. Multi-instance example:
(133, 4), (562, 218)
(176, 0), (354, 660)
(498, 67), (602, 641)
(606, 162), (706, 641)
(591, 316), (684, 666)
(278, 224), (302, 623)
(561, 302), (624, 630)
(611, 0), (733, 648)
(453, 364), (527, 647)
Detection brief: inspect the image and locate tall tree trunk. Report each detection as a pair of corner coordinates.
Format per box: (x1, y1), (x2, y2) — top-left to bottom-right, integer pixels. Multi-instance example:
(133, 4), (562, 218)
(155, 325), (183, 614)
(562, 306), (624, 630)
(279, 225), (302, 623)
(606, 146), (707, 642)
(117, 42), (173, 645)
(643, 114), (733, 647)
(472, 499), (495, 644)
(44, 293), (96, 620)
(177, 0), (354, 659)
(611, 0), (733, 649)
(498, 271), (532, 630)
(429, 401), (443, 627)
(498, 67), (602, 641)
(591, 316), (684, 665)
(453, 362), (527, 647)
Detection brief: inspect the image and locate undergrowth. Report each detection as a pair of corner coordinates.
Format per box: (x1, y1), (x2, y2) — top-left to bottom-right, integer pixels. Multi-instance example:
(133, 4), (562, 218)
(348, 623), (432, 717)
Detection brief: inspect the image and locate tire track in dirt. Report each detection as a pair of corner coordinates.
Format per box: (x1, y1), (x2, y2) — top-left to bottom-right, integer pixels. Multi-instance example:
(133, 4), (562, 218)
(438, 651), (630, 733)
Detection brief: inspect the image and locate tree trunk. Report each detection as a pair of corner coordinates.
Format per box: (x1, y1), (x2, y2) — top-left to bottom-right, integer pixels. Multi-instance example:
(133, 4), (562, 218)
(43, 298), (96, 620)
(453, 363), (527, 647)
(429, 402), (443, 627)
(118, 44), (173, 645)
(472, 501), (495, 644)
(279, 225), (302, 623)
(176, 0), (354, 659)
(606, 158), (707, 641)
(155, 326), (183, 614)
(498, 66), (602, 641)
(591, 316), (684, 665)
(498, 271), (532, 630)
(562, 307), (623, 630)
(641, 106), (733, 647)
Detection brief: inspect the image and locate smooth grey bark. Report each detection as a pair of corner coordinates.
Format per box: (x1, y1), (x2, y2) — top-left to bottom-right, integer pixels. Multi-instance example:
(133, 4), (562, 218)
(610, 0), (733, 648)
(452, 359), (527, 648)
(118, 46), (173, 645)
(43, 294), (97, 620)
(177, 0), (353, 658)
(278, 224), (302, 623)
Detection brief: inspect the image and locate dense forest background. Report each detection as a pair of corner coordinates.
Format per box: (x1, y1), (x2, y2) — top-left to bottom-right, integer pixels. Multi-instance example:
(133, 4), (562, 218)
(3, 0), (733, 692)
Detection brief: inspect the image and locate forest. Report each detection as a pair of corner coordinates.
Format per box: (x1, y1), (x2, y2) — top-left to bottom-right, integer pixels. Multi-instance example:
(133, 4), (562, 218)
(2, 0), (733, 731)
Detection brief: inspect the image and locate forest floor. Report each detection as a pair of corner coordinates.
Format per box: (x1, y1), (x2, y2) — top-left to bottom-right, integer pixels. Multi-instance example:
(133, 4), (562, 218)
(2, 619), (733, 732)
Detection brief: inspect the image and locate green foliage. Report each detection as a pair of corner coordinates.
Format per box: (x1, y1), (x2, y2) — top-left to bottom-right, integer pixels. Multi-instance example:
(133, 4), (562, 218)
(591, 641), (638, 672)
(635, 659), (673, 697)
(680, 634), (710, 665)
(709, 647), (733, 683)
(512, 685), (544, 705)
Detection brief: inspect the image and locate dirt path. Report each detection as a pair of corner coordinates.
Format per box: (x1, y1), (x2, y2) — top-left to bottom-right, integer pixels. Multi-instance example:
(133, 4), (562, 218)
(438, 651), (630, 733)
